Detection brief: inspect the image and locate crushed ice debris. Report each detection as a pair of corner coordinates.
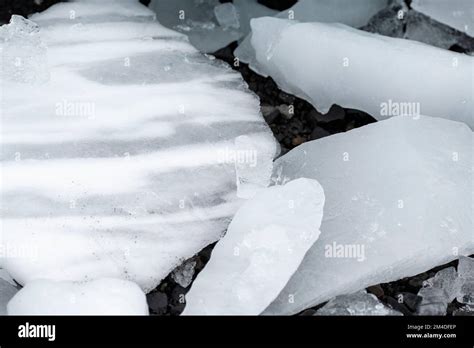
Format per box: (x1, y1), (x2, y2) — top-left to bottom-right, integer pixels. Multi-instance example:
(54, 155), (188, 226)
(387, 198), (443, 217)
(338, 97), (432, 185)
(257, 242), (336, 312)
(249, 17), (473, 129)
(315, 290), (402, 316)
(7, 278), (149, 315)
(0, 0), (277, 292)
(183, 178), (325, 315)
(171, 259), (197, 288)
(264, 116), (473, 315)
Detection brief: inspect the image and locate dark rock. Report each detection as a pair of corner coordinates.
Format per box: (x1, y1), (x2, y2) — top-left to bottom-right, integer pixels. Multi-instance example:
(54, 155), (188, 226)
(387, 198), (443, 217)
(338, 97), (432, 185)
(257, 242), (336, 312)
(169, 285), (187, 315)
(261, 105), (281, 124)
(398, 292), (422, 312)
(291, 136), (306, 147)
(147, 292), (168, 315)
(382, 296), (411, 316)
(299, 309), (317, 316)
(367, 285), (384, 298)
(258, 0), (297, 11)
(278, 91), (296, 104)
(310, 127), (331, 141)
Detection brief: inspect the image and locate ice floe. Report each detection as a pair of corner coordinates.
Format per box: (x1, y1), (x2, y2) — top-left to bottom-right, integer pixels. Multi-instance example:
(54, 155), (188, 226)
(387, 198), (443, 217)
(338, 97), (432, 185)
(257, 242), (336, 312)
(184, 178), (325, 315)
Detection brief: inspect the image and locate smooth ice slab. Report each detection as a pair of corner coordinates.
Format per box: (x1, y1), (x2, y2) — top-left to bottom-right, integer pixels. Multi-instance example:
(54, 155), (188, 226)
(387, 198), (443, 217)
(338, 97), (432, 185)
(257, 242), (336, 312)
(264, 116), (473, 315)
(250, 17), (474, 129)
(235, 0), (388, 68)
(411, 0), (473, 37)
(7, 278), (149, 315)
(0, 1), (277, 293)
(315, 290), (402, 316)
(183, 178), (325, 315)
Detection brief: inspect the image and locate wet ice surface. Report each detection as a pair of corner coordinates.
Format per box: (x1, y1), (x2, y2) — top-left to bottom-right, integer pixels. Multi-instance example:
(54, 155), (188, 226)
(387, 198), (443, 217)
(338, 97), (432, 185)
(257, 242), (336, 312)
(315, 290), (402, 316)
(7, 278), (149, 315)
(0, 0), (277, 293)
(264, 116), (473, 315)
(249, 17), (473, 129)
(184, 178), (325, 315)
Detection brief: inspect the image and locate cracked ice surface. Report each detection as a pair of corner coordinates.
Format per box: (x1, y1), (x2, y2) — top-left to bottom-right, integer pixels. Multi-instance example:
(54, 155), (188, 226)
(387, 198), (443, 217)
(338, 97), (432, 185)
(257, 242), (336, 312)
(250, 17), (474, 129)
(184, 178), (325, 315)
(264, 116), (473, 315)
(0, 0), (277, 292)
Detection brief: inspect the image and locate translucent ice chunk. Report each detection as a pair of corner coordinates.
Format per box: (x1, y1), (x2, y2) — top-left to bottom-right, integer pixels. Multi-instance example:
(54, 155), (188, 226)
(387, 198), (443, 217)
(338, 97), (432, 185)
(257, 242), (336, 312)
(457, 281), (474, 305)
(149, 0), (242, 53)
(264, 116), (473, 315)
(458, 256), (474, 279)
(7, 278), (149, 315)
(214, 3), (240, 30)
(250, 17), (474, 129)
(171, 259), (197, 288)
(315, 291), (402, 316)
(416, 268), (460, 316)
(183, 178), (325, 315)
(235, 0), (388, 68)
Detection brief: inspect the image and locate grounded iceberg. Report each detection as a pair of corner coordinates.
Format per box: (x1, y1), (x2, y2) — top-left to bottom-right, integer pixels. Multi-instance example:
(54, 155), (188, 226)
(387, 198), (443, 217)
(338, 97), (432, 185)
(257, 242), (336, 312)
(264, 116), (473, 315)
(249, 17), (473, 129)
(184, 178), (325, 315)
(0, 0), (277, 292)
